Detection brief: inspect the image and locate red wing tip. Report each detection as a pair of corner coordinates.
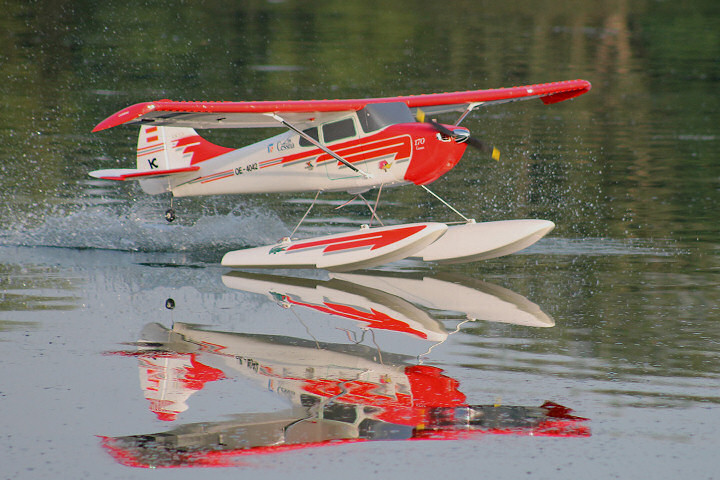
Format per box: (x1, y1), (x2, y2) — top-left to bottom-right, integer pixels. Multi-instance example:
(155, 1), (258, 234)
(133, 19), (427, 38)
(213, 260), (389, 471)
(566, 78), (592, 92)
(92, 101), (158, 132)
(539, 79), (592, 104)
(90, 79), (592, 132)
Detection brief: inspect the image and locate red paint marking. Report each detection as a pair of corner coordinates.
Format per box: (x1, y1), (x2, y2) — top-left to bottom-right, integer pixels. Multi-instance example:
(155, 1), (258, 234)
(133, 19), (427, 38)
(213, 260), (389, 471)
(145, 126), (158, 133)
(200, 172), (233, 184)
(287, 225), (426, 254)
(146, 135), (159, 143)
(263, 129), (416, 173)
(137, 147), (164, 157)
(255, 132), (414, 171)
(403, 124), (466, 185)
(316, 137), (411, 166)
(282, 296), (429, 339)
(92, 80), (591, 132)
(174, 135), (234, 164)
(138, 143), (163, 152)
(404, 365), (466, 407)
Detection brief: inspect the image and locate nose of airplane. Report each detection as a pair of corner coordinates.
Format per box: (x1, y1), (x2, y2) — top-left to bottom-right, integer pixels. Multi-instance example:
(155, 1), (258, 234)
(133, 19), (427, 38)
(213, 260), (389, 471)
(419, 116), (500, 161)
(451, 127), (471, 143)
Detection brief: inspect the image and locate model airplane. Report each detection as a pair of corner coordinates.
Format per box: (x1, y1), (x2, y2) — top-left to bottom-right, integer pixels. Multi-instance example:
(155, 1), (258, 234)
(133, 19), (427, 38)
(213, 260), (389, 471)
(91, 79), (591, 271)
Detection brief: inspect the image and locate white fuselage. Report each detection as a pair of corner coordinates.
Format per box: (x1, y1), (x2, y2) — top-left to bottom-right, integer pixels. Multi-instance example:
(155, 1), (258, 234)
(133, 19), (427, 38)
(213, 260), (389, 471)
(170, 128), (414, 197)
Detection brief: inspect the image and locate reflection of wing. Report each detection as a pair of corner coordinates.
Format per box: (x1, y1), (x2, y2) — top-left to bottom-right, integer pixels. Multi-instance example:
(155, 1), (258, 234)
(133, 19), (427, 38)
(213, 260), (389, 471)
(93, 79), (591, 131)
(101, 400), (589, 468)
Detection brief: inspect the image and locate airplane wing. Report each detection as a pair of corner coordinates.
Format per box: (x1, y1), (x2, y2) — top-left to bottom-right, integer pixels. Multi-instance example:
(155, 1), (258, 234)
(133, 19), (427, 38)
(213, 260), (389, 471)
(93, 79), (591, 132)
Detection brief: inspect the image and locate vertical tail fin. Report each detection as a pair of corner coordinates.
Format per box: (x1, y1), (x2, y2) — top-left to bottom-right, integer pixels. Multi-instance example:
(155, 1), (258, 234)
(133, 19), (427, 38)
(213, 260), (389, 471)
(137, 125), (194, 171)
(134, 125), (233, 194)
(137, 125), (234, 171)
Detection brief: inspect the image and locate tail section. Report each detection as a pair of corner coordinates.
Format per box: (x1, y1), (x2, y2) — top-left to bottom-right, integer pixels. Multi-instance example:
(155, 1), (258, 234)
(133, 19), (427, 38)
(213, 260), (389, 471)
(124, 125), (234, 194)
(136, 125), (231, 172)
(90, 125), (234, 194)
(136, 125), (234, 193)
(135, 125), (199, 194)
(136, 125), (172, 172)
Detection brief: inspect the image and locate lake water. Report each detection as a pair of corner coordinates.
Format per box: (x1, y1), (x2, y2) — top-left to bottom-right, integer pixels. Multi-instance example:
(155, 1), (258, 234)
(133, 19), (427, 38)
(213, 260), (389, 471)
(1, 1), (719, 478)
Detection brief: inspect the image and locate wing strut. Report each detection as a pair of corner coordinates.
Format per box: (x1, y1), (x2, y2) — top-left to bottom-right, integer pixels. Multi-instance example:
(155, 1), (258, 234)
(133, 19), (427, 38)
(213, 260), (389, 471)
(454, 102), (483, 126)
(267, 113), (372, 179)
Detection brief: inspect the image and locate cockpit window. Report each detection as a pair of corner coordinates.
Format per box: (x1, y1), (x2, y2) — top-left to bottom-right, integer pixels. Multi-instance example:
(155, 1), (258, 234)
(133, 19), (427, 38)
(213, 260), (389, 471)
(299, 127), (319, 147)
(358, 102), (414, 133)
(322, 118), (356, 143)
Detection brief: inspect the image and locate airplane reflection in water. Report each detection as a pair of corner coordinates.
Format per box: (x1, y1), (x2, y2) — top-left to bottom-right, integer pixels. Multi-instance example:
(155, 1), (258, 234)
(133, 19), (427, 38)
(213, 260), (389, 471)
(223, 271), (555, 340)
(102, 272), (589, 468)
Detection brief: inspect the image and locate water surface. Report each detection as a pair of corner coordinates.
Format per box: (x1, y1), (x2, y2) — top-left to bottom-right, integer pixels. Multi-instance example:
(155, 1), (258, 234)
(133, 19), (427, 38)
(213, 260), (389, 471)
(1, 1), (719, 478)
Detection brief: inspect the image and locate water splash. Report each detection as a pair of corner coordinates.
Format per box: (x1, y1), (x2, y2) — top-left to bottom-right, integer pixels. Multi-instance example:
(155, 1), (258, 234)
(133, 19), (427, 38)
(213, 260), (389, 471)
(0, 203), (287, 253)
(522, 237), (679, 257)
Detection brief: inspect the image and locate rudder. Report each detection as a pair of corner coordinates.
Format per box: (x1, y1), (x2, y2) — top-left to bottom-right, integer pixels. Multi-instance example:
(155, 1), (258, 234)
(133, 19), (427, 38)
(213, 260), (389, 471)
(136, 125), (199, 172)
(135, 125), (233, 194)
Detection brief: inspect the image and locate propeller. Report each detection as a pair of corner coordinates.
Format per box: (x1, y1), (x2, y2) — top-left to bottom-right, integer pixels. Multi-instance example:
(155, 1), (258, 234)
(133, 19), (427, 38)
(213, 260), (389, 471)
(416, 109), (500, 161)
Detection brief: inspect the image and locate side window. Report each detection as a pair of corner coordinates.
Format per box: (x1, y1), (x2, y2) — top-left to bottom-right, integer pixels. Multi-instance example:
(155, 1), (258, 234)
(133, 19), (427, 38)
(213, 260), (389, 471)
(322, 118), (356, 143)
(299, 127), (319, 147)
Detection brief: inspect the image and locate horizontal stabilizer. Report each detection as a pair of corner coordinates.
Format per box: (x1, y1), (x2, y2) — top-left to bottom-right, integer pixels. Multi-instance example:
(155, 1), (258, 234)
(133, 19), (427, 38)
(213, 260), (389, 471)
(89, 166), (200, 181)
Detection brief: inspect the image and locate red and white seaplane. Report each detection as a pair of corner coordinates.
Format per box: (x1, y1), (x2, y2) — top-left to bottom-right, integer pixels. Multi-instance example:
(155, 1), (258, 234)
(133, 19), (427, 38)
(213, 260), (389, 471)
(91, 79), (591, 271)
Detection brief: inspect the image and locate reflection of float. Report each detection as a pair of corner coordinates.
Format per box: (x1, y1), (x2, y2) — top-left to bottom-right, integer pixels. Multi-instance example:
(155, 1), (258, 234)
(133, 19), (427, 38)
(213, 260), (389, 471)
(102, 319), (589, 468)
(222, 270), (553, 344)
(332, 272), (554, 327)
(223, 271), (447, 341)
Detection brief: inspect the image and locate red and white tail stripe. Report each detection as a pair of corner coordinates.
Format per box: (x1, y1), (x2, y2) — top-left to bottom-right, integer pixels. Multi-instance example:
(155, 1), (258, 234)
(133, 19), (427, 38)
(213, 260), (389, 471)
(136, 125), (232, 173)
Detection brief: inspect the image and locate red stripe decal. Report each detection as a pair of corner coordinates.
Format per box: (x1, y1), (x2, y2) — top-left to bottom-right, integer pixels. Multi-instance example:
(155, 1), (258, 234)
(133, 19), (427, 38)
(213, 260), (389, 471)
(146, 126), (158, 133)
(287, 225), (426, 253)
(171, 135), (234, 165)
(260, 134), (411, 169)
(282, 296), (429, 339)
(146, 135), (159, 142)
(138, 143), (163, 152)
(200, 172), (233, 183)
(137, 147), (164, 156)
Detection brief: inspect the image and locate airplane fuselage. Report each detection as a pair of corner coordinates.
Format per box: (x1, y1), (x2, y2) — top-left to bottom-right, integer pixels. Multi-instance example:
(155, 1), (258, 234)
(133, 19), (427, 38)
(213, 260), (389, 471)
(169, 119), (468, 197)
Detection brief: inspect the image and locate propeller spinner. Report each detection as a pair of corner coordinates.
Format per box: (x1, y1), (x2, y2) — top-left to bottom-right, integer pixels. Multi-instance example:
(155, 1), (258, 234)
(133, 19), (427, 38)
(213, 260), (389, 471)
(416, 109), (500, 161)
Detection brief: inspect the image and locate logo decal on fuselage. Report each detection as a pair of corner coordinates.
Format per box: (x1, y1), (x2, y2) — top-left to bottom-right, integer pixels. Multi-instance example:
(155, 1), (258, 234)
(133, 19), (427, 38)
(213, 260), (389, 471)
(277, 138), (295, 152)
(269, 244), (289, 254)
